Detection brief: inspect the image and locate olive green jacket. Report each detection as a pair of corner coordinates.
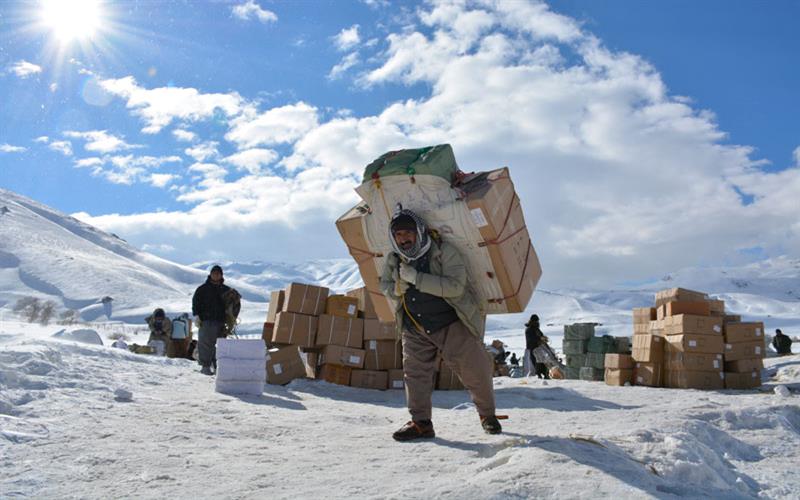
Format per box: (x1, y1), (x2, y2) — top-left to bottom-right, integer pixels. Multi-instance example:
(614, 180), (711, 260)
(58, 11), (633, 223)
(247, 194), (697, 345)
(380, 240), (485, 339)
(145, 315), (173, 345)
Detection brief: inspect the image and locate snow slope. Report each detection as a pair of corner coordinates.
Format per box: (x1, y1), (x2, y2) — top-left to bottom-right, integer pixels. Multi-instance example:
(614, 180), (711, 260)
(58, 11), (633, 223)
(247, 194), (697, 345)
(2, 321), (799, 499)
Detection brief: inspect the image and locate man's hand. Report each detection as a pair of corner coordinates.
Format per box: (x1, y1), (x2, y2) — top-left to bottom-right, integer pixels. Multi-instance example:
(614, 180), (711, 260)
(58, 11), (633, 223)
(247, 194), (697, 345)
(399, 262), (418, 284)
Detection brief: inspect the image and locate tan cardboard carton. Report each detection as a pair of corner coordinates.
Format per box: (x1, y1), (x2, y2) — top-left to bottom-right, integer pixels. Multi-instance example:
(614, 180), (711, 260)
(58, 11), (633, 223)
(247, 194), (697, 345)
(267, 290), (285, 323)
(282, 283), (330, 316)
(266, 346), (310, 385)
(723, 314), (742, 323)
(724, 371), (761, 389)
(272, 312), (317, 348)
(632, 334), (665, 363)
(665, 315), (723, 336)
(388, 369), (404, 390)
(666, 334), (725, 354)
(723, 340), (765, 361)
(633, 307), (656, 324)
(634, 362), (663, 387)
(657, 301), (711, 320)
(666, 370), (725, 390)
(325, 295), (360, 319)
(665, 352), (723, 372)
(261, 322), (274, 343)
(605, 353), (634, 369)
(708, 299), (725, 316)
(317, 364), (352, 385)
(648, 319), (666, 336)
(724, 358), (763, 373)
(316, 315), (364, 349)
(724, 322), (765, 344)
(655, 288), (709, 308)
(363, 320), (397, 341)
(319, 345), (366, 368)
(364, 339), (403, 370)
(605, 368), (633, 386)
(346, 287), (379, 319)
(633, 323), (651, 335)
(350, 369), (388, 390)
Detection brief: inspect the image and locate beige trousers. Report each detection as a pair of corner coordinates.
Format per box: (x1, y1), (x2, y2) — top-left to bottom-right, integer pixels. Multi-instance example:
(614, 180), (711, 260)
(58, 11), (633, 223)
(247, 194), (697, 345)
(402, 320), (496, 421)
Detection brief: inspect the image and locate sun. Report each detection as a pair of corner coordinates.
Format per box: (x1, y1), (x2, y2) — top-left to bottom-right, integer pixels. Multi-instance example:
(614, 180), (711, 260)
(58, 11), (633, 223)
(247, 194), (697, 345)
(40, 0), (103, 43)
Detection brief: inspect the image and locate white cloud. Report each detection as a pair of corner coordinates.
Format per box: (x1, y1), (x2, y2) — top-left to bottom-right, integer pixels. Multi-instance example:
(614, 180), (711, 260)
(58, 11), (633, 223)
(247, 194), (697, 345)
(0, 144), (26, 153)
(149, 173), (179, 188)
(329, 53), (360, 80)
(223, 148), (279, 174)
(8, 60), (42, 78)
(334, 25), (361, 51)
(226, 102), (319, 149)
(173, 129), (198, 142)
(48, 140), (73, 156)
(74, 155), (182, 185)
(141, 243), (176, 253)
(232, 0), (277, 23)
(64, 130), (140, 154)
(185, 141), (219, 162)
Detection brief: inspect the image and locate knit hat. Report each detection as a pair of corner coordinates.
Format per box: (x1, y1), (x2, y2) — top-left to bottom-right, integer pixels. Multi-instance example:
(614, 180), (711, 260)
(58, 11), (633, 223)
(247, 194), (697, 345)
(390, 213), (417, 233)
(210, 265), (223, 275)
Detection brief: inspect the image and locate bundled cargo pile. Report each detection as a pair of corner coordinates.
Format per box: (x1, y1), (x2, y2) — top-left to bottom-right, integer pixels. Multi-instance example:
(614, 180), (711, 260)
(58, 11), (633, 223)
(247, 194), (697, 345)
(630, 288), (765, 390)
(561, 323), (631, 382)
(336, 144), (542, 323)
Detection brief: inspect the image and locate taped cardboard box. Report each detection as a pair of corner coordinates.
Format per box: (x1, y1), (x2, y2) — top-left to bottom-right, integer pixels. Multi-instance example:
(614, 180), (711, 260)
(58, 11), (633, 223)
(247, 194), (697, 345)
(273, 312), (318, 348)
(266, 346), (311, 385)
(724, 358), (763, 373)
(665, 315), (723, 336)
(585, 352), (606, 369)
(364, 339), (403, 370)
(579, 366), (604, 381)
(563, 340), (588, 355)
(350, 369), (389, 390)
(657, 301), (711, 320)
(666, 370), (725, 390)
(665, 352), (723, 372)
(319, 344), (366, 368)
(438, 362), (464, 390)
(363, 320), (397, 341)
(648, 320), (666, 336)
(633, 307), (657, 324)
(655, 288), (709, 308)
(723, 314), (742, 324)
(605, 368), (633, 386)
(346, 287), (379, 319)
(666, 334), (725, 354)
(632, 334), (665, 364)
(326, 295), (360, 319)
(261, 322), (274, 343)
(634, 362), (663, 387)
(724, 371), (761, 389)
(605, 354), (634, 369)
(388, 369), (404, 390)
(317, 364), (352, 386)
(724, 322), (765, 344)
(282, 283), (330, 316)
(267, 290), (284, 323)
(316, 314), (364, 349)
(708, 299), (725, 316)
(723, 340), (765, 362)
(564, 323), (595, 340)
(633, 323), (651, 335)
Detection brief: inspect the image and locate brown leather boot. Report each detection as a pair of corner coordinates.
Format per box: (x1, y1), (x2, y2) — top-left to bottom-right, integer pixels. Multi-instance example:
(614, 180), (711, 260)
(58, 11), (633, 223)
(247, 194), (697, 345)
(392, 420), (435, 441)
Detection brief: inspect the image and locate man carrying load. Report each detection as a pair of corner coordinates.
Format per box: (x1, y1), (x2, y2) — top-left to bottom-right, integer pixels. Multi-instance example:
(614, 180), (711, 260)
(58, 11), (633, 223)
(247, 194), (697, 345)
(381, 207), (502, 441)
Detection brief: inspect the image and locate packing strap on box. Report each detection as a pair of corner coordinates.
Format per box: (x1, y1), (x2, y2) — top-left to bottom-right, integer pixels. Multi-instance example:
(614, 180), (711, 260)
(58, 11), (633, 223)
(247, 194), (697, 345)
(346, 244), (384, 265)
(289, 313), (315, 347)
(486, 241), (532, 305)
(302, 286), (327, 317)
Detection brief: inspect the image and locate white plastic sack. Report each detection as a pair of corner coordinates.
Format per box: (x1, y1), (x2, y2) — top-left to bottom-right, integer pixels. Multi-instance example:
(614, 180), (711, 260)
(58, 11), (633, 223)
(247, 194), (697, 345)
(216, 338), (266, 360)
(216, 359), (267, 383)
(215, 379), (264, 396)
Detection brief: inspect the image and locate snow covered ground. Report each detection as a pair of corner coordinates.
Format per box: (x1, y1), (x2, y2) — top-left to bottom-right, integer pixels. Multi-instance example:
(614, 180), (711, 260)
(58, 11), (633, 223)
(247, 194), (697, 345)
(2, 320), (799, 499)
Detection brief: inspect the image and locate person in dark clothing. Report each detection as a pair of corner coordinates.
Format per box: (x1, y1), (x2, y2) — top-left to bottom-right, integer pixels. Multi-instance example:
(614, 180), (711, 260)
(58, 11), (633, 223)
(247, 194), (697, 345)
(773, 329), (793, 356)
(192, 265), (230, 375)
(509, 352), (519, 367)
(524, 314), (563, 379)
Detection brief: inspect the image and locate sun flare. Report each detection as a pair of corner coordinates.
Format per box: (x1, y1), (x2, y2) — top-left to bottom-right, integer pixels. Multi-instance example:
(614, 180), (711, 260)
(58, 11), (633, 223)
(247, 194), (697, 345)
(40, 0), (103, 43)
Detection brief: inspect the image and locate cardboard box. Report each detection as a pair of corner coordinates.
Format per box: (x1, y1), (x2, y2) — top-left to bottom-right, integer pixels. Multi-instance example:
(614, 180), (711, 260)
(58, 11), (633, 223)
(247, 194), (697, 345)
(708, 299), (725, 316)
(346, 287), (379, 319)
(724, 358), (763, 373)
(634, 362), (663, 387)
(665, 352), (723, 372)
(605, 368), (633, 386)
(724, 322), (764, 344)
(666, 334), (725, 354)
(657, 301), (711, 320)
(319, 345), (366, 368)
(665, 315), (723, 336)
(316, 315), (364, 349)
(282, 283), (330, 316)
(437, 362), (464, 390)
(317, 364), (352, 386)
(261, 322), (274, 343)
(605, 354), (634, 369)
(267, 290), (285, 323)
(363, 320), (397, 341)
(325, 295), (359, 318)
(364, 339), (403, 370)
(633, 307), (657, 324)
(723, 340), (765, 361)
(655, 288), (709, 308)
(632, 334), (665, 364)
(649, 320), (666, 336)
(724, 371), (761, 389)
(350, 369), (388, 390)
(463, 167), (543, 313)
(272, 312), (318, 348)
(388, 369), (404, 390)
(666, 370), (725, 390)
(266, 346), (311, 385)
(723, 314), (742, 324)
(633, 322), (651, 335)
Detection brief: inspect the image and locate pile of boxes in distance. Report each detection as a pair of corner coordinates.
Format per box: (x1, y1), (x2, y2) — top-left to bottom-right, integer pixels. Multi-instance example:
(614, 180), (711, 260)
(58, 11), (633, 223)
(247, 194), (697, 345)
(629, 287), (765, 390)
(562, 323), (632, 383)
(260, 282), (466, 391)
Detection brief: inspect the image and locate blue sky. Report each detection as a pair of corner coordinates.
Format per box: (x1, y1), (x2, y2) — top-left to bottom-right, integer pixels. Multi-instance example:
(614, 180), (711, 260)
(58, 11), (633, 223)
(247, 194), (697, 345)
(1, 0), (798, 288)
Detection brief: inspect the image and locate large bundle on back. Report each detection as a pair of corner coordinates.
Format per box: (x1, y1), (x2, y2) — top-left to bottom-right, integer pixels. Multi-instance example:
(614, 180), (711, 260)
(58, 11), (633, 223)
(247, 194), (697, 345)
(336, 144), (542, 323)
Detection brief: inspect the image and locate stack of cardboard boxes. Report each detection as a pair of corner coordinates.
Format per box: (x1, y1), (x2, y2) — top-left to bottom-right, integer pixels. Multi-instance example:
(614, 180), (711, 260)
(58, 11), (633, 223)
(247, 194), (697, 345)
(630, 288), (765, 390)
(562, 323), (630, 382)
(605, 353), (634, 386)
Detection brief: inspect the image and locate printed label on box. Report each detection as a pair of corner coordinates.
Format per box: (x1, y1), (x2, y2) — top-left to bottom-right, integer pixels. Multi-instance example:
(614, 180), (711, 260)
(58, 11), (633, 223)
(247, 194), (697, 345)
(713, 325), (721, 333)
(369, 340), (377, 350)
(470, 208), (488, 227)
(273, 364), (283, 375)
(348, 304), (357, 315)
(713, 360), (719, 368)
(689, 340), (697, 347)
(756, 328), (762, 336)
(392, 381), (404, 389)
(349, 355), (361, 364)
(755, 346), (761, 354)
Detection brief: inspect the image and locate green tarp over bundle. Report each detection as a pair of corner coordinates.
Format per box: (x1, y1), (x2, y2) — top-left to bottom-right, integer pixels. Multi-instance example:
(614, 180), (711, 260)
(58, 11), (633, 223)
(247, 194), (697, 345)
(563, 340), (588, 355)
(565, 354), (586, 368)
(362, 144), (457, 184)
(587, 335), (619, 354)
(564, 323), (595, 341)
(580, 366), (604, 381)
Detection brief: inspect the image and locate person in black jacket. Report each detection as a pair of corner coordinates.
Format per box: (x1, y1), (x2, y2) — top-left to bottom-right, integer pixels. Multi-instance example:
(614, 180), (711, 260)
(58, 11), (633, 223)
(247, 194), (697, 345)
(524, 314), (549, 378)
(192, 265), (230, 375)
(772, 329), (793, 356)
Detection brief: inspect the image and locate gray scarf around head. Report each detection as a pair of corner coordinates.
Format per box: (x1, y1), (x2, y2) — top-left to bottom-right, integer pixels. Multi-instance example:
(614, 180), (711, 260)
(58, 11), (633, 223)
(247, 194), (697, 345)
(389, 208), (431, 261)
